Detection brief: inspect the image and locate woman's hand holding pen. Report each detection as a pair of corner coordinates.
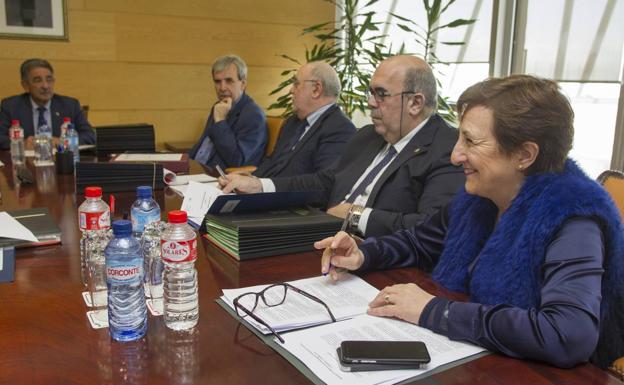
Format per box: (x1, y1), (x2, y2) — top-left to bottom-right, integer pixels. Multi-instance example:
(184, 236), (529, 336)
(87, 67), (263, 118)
(315, 231), (365, 281)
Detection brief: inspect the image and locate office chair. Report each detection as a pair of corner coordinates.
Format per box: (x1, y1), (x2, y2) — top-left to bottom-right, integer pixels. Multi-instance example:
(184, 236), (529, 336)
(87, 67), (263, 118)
(225, 115), (284, 174)
(597, 170), (624, 380)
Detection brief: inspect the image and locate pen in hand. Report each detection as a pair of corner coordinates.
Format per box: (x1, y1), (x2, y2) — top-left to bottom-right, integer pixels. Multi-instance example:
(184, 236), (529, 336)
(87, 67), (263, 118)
(324, 207), (353, 277)
(216, 165), (239, 194)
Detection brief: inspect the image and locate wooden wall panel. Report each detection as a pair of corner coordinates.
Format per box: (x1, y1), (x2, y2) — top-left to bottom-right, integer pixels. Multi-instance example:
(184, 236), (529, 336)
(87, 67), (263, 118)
(0, 0), (334, 147)
(80, 0), (333, 26)
(115, 13), (317, 67)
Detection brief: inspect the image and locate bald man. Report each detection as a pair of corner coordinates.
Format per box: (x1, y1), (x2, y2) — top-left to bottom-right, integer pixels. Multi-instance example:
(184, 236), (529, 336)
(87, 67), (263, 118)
(221, 55), (464, 237)
(254, 62), (355, 177)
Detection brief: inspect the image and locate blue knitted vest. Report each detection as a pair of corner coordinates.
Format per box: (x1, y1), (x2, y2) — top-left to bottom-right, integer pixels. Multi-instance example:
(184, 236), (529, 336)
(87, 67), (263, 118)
(431, 160), (624, 368)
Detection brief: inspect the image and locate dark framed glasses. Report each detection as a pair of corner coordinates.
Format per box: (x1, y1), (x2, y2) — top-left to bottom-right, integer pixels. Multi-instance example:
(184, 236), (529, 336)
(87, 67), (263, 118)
(233, 282), (337, 343)
(366, 87), (416, 103)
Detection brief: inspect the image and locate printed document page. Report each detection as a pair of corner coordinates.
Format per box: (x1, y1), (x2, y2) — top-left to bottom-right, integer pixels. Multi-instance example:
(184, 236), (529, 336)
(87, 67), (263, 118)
(180, 181), (224, 225)
(282, 314), (486, 385)
(222, 274), (379, 333)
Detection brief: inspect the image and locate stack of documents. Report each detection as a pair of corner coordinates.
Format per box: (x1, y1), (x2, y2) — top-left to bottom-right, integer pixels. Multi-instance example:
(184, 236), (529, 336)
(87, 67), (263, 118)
(220, 274), (380, 333)
(204, 207), (342, 260)
(220, 274), (486, 385)
(112, 153), (189, 173)
(75, 162), (164, 193)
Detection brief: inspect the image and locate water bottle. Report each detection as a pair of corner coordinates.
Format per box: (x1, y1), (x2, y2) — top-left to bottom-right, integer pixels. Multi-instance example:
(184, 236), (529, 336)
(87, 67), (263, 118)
(66, 123), (80, 163)
(60, 117), (71, 141)
(9, 119), (25, 165)
(78, 186), (111, 287)
(34, 122), (53, 166)
(130, 186), (161, 238)
(105, 220), (147, 341)
(141, 221), (166, 299)
(161, 210), (198, 330)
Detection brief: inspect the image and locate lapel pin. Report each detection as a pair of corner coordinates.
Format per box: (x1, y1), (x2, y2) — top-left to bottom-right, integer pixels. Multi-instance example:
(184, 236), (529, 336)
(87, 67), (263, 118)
(414, 148), (421, 154)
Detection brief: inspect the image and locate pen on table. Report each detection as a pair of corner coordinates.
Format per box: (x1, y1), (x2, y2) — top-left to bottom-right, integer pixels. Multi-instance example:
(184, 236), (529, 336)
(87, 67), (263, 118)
(216, 165), (238, 193)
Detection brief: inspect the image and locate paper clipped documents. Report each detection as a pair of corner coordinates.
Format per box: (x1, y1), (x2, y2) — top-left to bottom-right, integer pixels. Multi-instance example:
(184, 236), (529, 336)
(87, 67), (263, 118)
(281, 314), (486, 385)
(221, 274), (380, 334)
(0, 212), (39, 242)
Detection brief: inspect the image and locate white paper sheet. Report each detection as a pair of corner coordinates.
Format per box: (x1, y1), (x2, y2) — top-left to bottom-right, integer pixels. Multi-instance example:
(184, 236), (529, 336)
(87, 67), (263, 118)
(221, 274), (380, 334)
(180, 181), (224, 225)
(0, 212), (39, 242)
(114, 153), (183, 161)
(281, 314), (486, 385)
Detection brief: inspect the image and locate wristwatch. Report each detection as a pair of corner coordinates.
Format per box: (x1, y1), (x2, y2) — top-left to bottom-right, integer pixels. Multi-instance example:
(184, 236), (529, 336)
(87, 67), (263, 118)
(348, 205), (365, 234)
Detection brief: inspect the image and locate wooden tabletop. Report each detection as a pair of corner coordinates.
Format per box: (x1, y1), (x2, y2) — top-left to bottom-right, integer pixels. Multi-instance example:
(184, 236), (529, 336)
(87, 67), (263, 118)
(0, 152), (620, 385)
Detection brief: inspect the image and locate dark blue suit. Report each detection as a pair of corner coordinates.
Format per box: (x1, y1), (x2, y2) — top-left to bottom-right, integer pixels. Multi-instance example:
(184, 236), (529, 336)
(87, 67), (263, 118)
(189, 93), (267, 169)
(272, 114), (465, 237)
(254, 104), (355, 177)
(0, 93), (95, 150)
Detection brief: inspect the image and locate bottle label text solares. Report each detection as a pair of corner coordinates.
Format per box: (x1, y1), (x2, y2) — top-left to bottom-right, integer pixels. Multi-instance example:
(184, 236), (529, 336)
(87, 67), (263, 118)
(161, 239), (197, 263)
(79, 211), (111, 230)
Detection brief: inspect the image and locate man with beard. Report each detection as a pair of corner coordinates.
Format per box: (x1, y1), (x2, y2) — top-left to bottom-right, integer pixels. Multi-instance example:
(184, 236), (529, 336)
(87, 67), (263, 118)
(219, 55), (464, 238)
(189, 55), (267, 169)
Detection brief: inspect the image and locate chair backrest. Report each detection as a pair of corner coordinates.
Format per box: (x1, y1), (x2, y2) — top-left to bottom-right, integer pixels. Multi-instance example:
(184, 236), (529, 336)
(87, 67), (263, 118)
(266, 116), (284, 156)
(597, 170), (624, 219)
(94, 123), (155, 156)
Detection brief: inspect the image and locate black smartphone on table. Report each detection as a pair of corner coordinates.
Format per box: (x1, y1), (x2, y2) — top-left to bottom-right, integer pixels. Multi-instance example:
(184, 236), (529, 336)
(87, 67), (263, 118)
(337, 340), (431, 372)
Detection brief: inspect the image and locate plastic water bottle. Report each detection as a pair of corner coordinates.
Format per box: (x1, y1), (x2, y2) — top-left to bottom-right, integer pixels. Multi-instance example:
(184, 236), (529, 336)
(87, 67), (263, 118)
(66, 123), (80, 163)
(9, 119), (25, 165)
(130, 186), (161, 238)
(105, 220), (147, 341)
(60, 117), (71, 139)
(78, 186), (111, 287)
(161, 210), (198, 330)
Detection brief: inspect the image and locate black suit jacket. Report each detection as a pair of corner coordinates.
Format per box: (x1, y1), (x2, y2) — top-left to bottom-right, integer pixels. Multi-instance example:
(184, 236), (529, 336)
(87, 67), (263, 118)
(0, 93), (95, 150)
(272, 114), (465, 237)
(254, 104), (356, 177)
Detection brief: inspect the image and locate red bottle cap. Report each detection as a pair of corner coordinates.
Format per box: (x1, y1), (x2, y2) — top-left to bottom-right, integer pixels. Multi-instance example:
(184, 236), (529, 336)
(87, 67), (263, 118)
(63, 117), (71, 123)
(11, 119), (19, 126)
(168, 210), (187, 224)
(84, 186), (103, 198)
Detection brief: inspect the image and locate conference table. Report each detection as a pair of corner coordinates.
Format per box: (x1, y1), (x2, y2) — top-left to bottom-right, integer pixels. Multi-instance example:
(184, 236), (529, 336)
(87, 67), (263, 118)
(0, 151), (621, 385)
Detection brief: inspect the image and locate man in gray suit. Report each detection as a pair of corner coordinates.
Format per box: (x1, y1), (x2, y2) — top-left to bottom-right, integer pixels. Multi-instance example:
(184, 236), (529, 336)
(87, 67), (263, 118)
(220, 55), (464, 237)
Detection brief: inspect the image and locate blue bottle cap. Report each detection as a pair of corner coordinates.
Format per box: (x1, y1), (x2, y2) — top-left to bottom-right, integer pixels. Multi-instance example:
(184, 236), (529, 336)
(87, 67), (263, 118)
(136, 185), (152, 198)
(112, 220), (132, 236)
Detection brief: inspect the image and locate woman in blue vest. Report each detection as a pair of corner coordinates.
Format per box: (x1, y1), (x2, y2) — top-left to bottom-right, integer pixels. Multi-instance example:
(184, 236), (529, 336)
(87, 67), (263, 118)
(316, 74), (624, 369)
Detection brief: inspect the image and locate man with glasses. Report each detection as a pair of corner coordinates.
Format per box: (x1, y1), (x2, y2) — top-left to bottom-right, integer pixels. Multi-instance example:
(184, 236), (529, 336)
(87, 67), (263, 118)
(220, 55), (464, 237)
(253, 61), (355, 177)
(0, 58), (95, 150)
(189, 55), (267, 170)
